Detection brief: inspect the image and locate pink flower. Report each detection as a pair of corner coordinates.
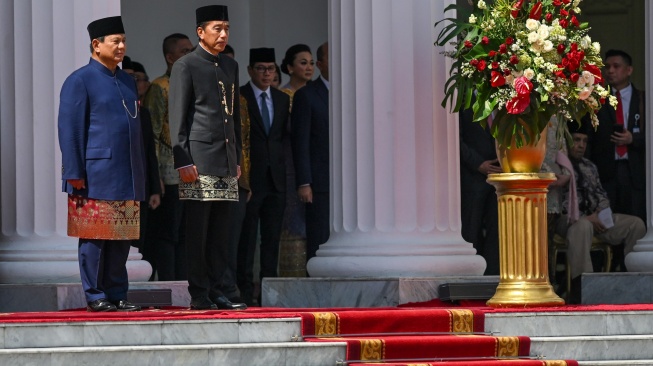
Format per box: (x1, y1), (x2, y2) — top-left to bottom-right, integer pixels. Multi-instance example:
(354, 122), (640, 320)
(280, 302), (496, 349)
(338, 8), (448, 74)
(513, 76), (533, 98)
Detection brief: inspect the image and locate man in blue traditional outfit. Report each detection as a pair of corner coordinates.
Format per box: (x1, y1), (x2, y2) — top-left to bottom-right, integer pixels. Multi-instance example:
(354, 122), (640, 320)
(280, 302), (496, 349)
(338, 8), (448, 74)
(58, 16), (145, 312)
(169, 5), (246, 310)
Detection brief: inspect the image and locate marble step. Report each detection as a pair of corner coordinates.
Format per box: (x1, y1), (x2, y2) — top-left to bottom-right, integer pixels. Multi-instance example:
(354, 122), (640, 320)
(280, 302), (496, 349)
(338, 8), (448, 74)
(485, 311), (653, 337)
(0, 342), (347, 366)
(530, 335), (653, 362)
(0, 318), (302, 349)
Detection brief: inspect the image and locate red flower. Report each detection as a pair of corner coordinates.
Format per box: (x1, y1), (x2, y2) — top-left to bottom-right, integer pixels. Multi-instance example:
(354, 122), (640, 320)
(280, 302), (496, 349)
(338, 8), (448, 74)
(511, 0), (524, 18)
(600, 97), (606, 104)
(560, 8), (569, 17)
(557, 44), (566, 54)
(570, 73), (580, 82)
(505, 37), (514, 45)
(506, 95), (531, 114)
(499, 44), (508, 54)
(545, 13), (553, 23)
(570, 43), (578, 52)
(470, 59), (479, 67)
(491, 71), (506, 87)
(559, 19), (568, 28)
(476, 60), (487, 71)
(510, 55), (519, 64)
(481, 36), (490, 45)
(562, 0), (571, 4)
(488, 50), (497, 57)
(529, 2), (543, 20)
(464, 40), (473, 48)
(554, 70), (567, 79)
(553, 0), (562, 6)
(491, 61), (499, 69)
(513, 76), (533, 98)
(503, 68), (511, 76)
(571, 15), (579, 27)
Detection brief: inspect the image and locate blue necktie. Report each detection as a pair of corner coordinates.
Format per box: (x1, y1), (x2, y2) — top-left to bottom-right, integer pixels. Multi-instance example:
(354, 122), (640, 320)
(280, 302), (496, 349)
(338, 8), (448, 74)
(260, 92), (271, 135)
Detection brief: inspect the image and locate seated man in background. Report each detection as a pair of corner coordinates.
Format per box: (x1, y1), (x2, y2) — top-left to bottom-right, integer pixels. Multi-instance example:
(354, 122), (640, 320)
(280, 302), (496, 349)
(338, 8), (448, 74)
(557, 120), (646, 302)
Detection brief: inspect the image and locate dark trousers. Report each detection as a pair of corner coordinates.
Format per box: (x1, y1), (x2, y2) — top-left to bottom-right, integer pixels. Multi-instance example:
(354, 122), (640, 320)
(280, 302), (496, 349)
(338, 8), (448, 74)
(461, 187), (500, 275)
(184, 199), (233, 300)
(603, 161), (646, 223)
(305, 191), (330, 261)
(78, 239), (131, 302)
(224, 187), (249, 298)
(237, 175), (286, 301)
(145, 184), (186, 281)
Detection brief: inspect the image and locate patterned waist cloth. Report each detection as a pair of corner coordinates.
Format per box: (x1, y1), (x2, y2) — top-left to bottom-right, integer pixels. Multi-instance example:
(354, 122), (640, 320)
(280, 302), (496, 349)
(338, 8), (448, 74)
(67, 194), (140, 240)
(179, 174), (238, 201)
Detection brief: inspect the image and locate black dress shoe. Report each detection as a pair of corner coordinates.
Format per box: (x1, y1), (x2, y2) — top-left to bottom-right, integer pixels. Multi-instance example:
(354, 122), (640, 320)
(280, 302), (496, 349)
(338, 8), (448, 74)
(212, 295), (247, 310)
(111, 300), (141, 312)
(190, 297), (218, 310)
(87, 299), (117, 312)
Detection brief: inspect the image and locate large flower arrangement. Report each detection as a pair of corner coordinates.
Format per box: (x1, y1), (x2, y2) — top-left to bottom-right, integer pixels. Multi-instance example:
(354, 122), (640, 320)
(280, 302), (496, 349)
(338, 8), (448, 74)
(436, 0), (615, 148)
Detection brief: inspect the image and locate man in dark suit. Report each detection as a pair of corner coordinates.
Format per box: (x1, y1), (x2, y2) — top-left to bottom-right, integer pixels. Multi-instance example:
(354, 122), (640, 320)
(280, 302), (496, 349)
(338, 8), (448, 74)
(169, 5), (246, 311)
(459, 109), (502, 275)
(237, 48), (291, 306)
(291, 42), (330, 262)
(587, 49), (646, 224)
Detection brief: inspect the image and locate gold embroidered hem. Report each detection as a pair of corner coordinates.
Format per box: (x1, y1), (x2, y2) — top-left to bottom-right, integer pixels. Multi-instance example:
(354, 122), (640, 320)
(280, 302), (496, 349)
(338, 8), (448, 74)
(179, 174), (238, 201)
(67, 195), (140, 240)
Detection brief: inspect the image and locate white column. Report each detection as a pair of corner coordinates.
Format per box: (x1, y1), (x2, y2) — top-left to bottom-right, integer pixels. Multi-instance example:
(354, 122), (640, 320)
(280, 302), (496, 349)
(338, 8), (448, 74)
(0, 0), (151, 284)
(625, 0), (653, 272)
(308, 0), (485, 277)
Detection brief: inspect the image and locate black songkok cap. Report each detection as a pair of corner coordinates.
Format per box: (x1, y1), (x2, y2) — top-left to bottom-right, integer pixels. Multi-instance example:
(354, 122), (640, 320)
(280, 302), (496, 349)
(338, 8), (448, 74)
(121, 55), (133, 70)
(249, 48), (276, 64)
(87, 16), (125, 41)
(196, 5), (229, 25)
(131, 61), (147, 74)
(567, 119), (591, 136)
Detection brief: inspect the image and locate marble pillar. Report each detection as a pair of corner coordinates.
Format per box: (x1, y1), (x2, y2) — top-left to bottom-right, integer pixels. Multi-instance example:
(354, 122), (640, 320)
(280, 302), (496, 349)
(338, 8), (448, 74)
(307, 0), (485, 277)
(0, 0), (151, 284)
(625, 0), (653, 272)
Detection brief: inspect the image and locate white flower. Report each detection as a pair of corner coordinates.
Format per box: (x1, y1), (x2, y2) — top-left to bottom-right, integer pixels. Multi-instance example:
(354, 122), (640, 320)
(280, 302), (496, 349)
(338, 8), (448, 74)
(543, 40), (554, 52)
(538, 25), (550, 40)
(581, 70), (595, 85)
(592, 42), (601, 53)
(511, 43), (521, 52)
(505, 74), (515, 85)
(585, 96), (599, 109)
(530, 41), (544, 53)
(526, 19), (539, 31)
(469, 14), (477, 24)
(528, 32), (540, 44)
(544, 80), (555, 92)
(523, 68), (535, 80)
(580, 36), (591, 50)
(537, 73), (546, 84)
(591, 114), (599, 128)
(477, 0), (487, 10)
(609, 95), (618, 108)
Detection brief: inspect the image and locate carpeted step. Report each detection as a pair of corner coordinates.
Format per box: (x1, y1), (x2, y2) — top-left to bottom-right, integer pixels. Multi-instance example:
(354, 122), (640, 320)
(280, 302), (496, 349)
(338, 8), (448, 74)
(349, 360), (578, 366)
(307, 335), (530, 361)
(301, 309), (485, 336)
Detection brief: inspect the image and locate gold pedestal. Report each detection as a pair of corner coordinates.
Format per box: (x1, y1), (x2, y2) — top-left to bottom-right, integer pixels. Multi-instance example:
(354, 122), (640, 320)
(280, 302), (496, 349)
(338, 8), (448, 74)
(486, 173), (564, 308)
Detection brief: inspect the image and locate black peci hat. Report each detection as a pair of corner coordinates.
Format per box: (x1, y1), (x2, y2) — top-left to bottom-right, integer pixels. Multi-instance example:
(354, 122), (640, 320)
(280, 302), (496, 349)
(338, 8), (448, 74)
(87, 16), (125, 41)
(567, 119), (591, 136)
(196, 5), (229, 25)
(249, 48), (276, 65)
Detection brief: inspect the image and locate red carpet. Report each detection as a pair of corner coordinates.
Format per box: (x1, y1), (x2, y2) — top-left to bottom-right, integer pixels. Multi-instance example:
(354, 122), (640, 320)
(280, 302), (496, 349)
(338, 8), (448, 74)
(3, 304), (633, 365)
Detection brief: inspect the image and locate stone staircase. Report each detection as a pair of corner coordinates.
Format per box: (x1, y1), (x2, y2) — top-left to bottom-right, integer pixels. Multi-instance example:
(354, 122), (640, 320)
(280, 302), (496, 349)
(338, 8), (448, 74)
(486, 310), (653, 365)
(0, 317), (346, 365)
(2, 310), (653, 365)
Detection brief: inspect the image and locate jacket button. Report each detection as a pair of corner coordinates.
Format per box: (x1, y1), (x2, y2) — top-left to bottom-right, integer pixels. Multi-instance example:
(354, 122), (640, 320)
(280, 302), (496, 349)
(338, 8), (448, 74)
(226, 139), (229, 143)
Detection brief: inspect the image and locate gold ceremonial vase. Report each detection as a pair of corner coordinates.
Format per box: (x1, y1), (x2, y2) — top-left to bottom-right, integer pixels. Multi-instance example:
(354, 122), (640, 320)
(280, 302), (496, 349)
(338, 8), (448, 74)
(496, 119), (548, 173)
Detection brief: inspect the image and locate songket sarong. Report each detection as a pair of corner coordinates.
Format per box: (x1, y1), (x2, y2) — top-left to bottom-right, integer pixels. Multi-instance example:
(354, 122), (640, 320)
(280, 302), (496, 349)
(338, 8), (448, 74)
(67, 194), (140, 240)
(179, 174), (238, 201)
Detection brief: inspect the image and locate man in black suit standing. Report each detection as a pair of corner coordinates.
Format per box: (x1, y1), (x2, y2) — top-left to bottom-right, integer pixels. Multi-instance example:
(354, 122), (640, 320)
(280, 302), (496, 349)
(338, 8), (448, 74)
(588, 49), (646, 224)
(169, 5), (246, 311)
(291, 42), (330, 263)
(237, 48), (291, 306)
(459, 109), (502, 275)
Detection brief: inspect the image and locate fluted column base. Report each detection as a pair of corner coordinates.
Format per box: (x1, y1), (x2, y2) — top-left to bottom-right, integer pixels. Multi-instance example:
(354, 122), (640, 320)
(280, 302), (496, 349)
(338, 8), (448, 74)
(486, 173), (564, 307)
(625, 233), (653, 271)
(0, 235), (152, 284)
(307, 232), (486, 277)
